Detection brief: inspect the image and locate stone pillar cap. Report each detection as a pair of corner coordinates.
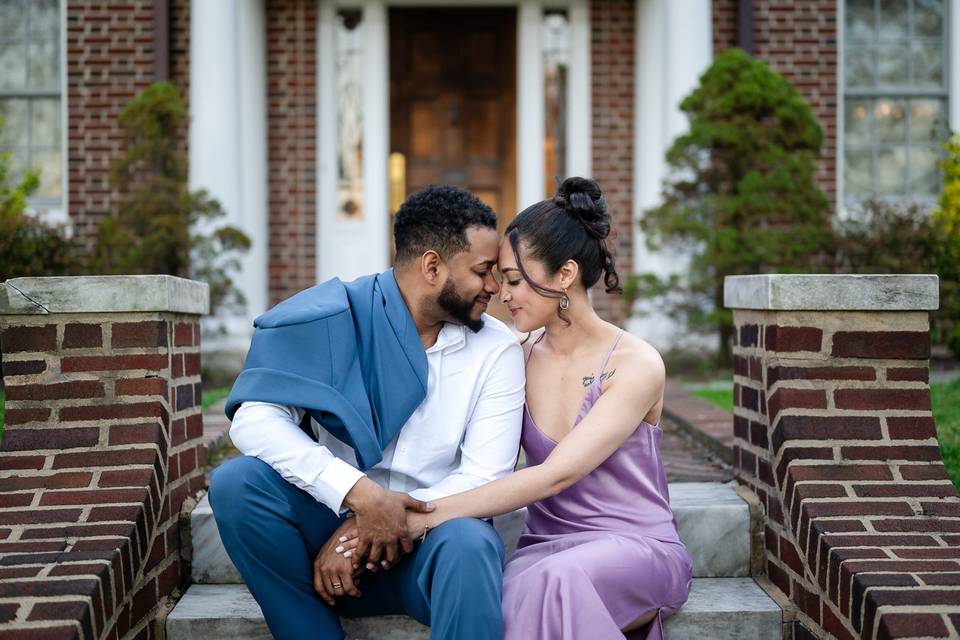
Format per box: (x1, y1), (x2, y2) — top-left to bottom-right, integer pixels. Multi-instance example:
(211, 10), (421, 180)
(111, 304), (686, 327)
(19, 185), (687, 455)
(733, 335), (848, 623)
(724, 274), (939, 311)
(0, 275), (210, 315)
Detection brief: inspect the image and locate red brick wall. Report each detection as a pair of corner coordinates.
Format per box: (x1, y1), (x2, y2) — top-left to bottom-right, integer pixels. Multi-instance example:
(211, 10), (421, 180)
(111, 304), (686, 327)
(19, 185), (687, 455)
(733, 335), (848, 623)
(266, 0), (318, 306)
(0, 307), (205, 638)
(66, 1), (190, 251)
(732, 309), (960, 639)
(590, 0), (634, 326)
(713, 0), (838, 203)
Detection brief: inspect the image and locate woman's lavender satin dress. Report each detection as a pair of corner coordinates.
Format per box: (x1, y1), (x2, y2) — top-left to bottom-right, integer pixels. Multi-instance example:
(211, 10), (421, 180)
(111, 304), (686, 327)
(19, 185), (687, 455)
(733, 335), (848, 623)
(502, 331), (693, 640)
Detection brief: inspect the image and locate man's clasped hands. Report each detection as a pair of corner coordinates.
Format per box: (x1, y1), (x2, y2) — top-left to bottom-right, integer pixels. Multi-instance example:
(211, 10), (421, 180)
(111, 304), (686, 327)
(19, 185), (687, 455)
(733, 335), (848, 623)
(312, 476), (436, 605)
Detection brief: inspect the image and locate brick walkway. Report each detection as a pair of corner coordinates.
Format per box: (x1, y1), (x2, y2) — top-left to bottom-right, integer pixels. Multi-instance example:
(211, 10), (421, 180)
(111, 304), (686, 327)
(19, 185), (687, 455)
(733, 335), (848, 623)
(663, 381), (735, 465)
(202, 391), (734, 483)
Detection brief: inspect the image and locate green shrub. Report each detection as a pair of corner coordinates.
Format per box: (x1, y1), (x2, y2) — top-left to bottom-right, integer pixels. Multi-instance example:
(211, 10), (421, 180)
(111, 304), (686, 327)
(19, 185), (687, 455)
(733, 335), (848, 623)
(0, 117), (79, 281)
(632, 49), (833, 367)
(89, 82), (250, 313)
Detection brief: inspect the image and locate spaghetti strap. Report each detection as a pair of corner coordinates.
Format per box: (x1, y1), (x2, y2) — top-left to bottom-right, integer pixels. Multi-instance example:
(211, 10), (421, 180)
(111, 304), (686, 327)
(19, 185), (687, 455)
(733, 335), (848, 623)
(598, 329), (624, 376)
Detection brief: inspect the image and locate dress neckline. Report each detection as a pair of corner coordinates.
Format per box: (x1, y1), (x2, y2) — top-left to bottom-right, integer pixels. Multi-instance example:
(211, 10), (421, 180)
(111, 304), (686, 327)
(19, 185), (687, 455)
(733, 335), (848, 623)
(523, 329), (620, 444)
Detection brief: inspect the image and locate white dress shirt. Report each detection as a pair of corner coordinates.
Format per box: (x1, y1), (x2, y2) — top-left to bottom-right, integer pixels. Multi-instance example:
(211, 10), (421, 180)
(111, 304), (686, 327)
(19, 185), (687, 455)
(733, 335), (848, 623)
(228, 315), (526, 513)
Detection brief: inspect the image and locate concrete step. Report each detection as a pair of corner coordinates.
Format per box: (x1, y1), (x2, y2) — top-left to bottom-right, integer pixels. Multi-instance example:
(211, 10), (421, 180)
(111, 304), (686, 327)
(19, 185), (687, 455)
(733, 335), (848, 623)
(187, 482), (752, 584)
(167, 578), (781, 640)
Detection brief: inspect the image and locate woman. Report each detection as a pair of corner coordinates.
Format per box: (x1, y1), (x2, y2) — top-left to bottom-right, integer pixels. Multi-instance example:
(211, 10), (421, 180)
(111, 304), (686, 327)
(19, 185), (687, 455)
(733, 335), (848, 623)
(341, 177), (692, 639)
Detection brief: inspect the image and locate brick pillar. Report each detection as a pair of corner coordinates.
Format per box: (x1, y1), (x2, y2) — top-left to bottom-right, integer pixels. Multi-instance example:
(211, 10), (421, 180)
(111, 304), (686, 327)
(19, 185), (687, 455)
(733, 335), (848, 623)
(0, 275), (208, 639)
(727, 274), (960, 639)
(590, 0), (634, 326)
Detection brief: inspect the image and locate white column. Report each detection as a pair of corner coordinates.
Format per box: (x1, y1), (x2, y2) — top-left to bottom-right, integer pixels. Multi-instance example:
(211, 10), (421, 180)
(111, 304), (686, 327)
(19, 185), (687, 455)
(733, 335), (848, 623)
(566, 0), (591, 179)
(517, 0), (545, 208)
(237, 0), (269, 328)
(950, 0), (960, 132)
(361, 0), (390, 275)
(630, 0), (712, 349)
(190, 0), (268, 350)
(317, 0), (338, 282)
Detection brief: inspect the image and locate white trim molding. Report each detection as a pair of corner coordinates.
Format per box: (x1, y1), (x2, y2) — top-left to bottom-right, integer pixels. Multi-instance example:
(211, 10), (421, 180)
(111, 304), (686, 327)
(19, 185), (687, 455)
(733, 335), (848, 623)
(317, 0), (592, 281)
(566, 0), (591, 179)
(517, 0), (546, 209)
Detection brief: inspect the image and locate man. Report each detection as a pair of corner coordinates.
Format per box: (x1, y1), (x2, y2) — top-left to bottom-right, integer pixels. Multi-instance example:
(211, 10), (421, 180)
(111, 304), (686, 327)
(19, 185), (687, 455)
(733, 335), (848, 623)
(209, 185), (524, 640)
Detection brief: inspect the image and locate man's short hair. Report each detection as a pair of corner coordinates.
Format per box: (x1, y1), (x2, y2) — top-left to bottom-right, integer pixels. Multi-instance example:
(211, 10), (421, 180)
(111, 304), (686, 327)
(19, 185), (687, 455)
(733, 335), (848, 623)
(393, 185), (497, 263)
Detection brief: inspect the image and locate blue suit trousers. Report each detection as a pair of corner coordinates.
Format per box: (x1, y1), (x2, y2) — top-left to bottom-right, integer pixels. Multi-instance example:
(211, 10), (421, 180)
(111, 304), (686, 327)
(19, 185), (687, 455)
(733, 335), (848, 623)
(209, 456), (505, 640)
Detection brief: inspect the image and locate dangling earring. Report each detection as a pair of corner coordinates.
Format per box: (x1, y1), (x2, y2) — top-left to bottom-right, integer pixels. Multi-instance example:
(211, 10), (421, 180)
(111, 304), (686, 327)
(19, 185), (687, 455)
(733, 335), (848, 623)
(559, 290), (570, 311)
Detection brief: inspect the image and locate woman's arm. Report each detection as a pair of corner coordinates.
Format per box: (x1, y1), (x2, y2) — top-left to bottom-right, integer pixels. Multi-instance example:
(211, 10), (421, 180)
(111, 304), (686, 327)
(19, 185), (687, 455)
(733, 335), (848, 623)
(409, 344), (665, 534)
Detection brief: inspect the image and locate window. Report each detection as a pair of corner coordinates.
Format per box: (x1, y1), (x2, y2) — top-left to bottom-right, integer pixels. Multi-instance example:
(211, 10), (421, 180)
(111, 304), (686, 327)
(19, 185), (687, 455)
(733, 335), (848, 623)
(0, 0), (62, 205)
(543, 9), (569, 197)
(843, 0), (949, 203)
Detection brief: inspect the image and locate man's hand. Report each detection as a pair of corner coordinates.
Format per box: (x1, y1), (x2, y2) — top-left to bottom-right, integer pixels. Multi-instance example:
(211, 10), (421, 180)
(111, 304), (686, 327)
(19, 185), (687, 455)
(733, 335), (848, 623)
(314, 518), (362, 606)
(342, 478), (434, 565)
(335, 510), (430, 568)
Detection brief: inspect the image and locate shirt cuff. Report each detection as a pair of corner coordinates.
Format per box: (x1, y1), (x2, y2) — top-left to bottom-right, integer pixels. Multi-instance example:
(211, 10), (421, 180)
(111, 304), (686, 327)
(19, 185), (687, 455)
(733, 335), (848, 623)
(407, 487), (441, 503)
(315, 457), (366, 513)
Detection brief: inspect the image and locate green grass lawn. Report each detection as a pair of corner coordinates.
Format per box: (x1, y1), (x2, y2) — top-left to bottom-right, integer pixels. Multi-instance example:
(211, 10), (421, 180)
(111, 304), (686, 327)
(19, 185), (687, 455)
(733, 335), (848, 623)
(690, 387), (735, 413)
(932, 379), (960, 488)
(201, 387), (231, 411)
(691, 379), (960, 489)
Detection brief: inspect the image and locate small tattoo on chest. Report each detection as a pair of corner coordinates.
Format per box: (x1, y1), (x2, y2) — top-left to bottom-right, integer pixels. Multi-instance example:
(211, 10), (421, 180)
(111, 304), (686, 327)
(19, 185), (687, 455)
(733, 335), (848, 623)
(582, 369), (616, 387)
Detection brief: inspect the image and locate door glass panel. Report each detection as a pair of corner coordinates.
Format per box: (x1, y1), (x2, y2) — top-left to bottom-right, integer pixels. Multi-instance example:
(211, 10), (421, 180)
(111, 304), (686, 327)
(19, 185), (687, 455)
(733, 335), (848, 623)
(543, 10), (568, 197)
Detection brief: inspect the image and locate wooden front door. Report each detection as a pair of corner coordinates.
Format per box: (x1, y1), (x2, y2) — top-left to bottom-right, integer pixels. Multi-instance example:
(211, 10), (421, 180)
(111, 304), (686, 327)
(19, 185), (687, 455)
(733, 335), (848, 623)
(390, 8), (517, 236)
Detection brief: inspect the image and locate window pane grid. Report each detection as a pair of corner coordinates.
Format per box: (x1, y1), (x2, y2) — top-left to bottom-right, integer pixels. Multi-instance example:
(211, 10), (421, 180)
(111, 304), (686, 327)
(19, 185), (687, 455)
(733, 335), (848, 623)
(843, 0), (948, 202)
(0, 0), (62, 204)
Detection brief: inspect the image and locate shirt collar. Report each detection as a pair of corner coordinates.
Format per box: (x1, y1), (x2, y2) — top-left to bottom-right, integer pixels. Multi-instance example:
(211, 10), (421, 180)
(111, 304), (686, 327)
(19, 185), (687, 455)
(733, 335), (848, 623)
(426, 321), (467, 355)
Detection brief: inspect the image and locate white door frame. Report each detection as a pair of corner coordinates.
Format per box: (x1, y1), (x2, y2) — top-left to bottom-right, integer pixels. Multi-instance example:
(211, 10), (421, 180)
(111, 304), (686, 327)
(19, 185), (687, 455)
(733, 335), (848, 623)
(316, 0), (591, 283)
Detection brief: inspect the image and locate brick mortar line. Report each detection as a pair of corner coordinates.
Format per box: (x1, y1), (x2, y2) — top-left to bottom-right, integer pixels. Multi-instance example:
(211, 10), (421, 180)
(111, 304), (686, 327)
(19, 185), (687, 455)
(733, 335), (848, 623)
(763, 436), (939, 456)
(0, 446), (164, 468)
(766, 410), (935, 425)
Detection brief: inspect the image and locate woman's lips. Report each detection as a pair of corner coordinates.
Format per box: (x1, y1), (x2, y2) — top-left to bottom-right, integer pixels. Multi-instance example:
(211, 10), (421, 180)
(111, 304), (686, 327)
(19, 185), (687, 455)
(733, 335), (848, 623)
(509, 307), (520, 317)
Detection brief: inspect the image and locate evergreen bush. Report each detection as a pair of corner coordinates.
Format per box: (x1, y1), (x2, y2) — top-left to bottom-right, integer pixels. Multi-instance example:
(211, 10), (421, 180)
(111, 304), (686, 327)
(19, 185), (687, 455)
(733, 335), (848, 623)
(90, 82), (250, 312)
(631, 49), (833, 366)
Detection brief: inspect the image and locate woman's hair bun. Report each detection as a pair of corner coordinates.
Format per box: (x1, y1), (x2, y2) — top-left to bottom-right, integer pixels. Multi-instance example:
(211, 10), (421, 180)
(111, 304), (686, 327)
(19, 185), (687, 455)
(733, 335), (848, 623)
(554, 176), (609, 239)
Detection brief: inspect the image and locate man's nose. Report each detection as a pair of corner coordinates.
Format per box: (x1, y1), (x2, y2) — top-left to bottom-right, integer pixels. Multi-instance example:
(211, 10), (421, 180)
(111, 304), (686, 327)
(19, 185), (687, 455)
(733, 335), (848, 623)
(485, 272), (500, 295)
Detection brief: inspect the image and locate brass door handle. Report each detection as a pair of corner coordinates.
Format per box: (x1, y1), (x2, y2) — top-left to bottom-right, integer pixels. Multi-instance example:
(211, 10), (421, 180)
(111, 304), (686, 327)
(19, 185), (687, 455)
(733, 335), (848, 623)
(389, 152), (406, 214)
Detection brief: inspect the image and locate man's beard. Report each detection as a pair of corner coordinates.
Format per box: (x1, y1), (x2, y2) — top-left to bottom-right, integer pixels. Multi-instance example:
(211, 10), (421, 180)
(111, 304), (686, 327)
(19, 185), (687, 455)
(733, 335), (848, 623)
(437, 277), (486, 333)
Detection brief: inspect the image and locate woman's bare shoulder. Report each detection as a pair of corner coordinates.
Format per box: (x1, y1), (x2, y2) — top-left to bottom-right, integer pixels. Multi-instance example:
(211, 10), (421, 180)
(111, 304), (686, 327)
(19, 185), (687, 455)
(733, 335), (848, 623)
(610, 331), (665, 386)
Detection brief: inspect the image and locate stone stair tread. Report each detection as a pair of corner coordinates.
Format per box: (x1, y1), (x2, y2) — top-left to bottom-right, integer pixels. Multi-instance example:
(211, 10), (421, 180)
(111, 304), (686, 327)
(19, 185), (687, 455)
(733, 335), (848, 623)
(167, 578), (781, 640)
(189, 481), (752, 584)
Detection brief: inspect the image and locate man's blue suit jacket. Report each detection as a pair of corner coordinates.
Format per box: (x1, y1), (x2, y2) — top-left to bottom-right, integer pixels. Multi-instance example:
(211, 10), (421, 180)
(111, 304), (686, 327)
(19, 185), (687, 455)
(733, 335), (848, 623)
(225, 269), (428, 471)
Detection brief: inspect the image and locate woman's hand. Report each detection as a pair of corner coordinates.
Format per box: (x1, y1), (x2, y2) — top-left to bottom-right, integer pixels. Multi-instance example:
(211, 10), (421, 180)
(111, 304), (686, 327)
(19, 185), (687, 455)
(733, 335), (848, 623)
(334, 511), (433, 570)
(314, 518), (363, 605)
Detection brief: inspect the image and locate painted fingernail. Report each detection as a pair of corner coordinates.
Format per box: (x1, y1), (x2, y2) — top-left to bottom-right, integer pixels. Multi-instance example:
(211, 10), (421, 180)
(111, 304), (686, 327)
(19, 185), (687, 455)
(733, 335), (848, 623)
(381, 560), (389, 567)
(339, 536), (348, 542)
(366, 562), (375, 570)
(335, 545), (344, 553)
(344, 551), (353, 558)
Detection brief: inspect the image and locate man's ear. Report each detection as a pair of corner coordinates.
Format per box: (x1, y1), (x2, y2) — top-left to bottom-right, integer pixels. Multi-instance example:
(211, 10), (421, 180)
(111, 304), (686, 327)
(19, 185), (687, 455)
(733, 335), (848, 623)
(420, 250), (445, 285)
(558, 259), (580, 290)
